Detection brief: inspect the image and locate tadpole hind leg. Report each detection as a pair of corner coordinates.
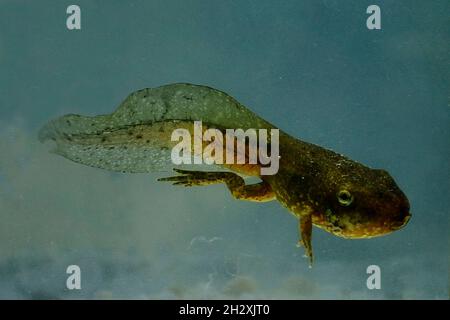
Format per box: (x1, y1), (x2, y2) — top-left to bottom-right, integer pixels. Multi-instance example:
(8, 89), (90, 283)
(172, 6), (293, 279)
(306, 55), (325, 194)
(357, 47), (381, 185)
(157, 169), (239, 187)
(158, 169), (275, 202)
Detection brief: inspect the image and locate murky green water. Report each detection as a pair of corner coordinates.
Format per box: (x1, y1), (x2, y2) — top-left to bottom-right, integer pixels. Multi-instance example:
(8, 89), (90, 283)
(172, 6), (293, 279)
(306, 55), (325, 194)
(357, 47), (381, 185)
(0, 0), (448, 299)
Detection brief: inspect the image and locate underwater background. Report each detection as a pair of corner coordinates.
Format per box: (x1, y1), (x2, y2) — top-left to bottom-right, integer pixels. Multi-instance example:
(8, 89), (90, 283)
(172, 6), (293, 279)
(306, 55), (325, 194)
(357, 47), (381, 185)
(0, 0), (448, 299)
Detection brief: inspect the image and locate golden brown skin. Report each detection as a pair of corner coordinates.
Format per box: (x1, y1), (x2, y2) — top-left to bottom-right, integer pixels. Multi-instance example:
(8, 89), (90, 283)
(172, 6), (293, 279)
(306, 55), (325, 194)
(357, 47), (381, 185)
(40, 83), (411, 265)
(264, 133), (411, 263)
(159, 128), (411, 266)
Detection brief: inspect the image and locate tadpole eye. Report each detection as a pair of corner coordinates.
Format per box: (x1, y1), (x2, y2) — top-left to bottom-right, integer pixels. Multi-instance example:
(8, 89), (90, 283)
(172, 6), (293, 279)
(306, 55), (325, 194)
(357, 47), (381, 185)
(337, 189), (353, 206)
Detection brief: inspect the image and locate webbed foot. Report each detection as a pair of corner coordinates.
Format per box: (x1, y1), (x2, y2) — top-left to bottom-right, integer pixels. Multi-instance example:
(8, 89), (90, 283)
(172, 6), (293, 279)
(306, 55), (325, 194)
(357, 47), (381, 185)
(157, 169), (237, 187)
(158, 169), (275, 202)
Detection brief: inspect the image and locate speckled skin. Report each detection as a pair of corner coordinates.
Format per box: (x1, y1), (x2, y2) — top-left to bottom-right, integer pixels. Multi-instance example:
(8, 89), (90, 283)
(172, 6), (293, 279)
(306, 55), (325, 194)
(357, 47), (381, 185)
(40, 83), (411, 265)
(263, 132), (410, 263)
(161, 130), (411, 264)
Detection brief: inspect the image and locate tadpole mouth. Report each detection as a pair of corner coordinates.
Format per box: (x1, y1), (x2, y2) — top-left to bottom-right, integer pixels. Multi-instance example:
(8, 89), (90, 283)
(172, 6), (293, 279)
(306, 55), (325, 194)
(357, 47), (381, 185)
(392, 212), (411, 230)
(402, 212), (411, 227)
